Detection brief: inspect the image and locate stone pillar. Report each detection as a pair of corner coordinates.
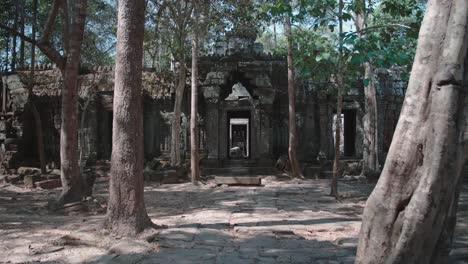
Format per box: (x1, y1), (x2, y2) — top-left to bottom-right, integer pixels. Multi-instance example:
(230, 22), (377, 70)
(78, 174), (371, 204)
(251, 107), (261, 160)
(301, 98), (318, 160)
(355, 108), (364, 159)
(144, 99), (159, 158)
(85, 96), (99, 162)
(206, 103), (219, 159)
(258, 106), (272, 159)
(318, 100), (332, 158)
(219, 108), (228, 159)
(201, 83), (221, 162)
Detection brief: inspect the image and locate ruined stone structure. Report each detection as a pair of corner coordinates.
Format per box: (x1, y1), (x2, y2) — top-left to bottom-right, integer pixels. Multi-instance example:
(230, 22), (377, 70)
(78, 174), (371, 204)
(0, 33), (405, 173)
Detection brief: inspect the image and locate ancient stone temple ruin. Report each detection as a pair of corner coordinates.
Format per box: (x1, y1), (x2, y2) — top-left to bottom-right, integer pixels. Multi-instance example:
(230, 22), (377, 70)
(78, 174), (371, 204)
(0, 31), (406, 175)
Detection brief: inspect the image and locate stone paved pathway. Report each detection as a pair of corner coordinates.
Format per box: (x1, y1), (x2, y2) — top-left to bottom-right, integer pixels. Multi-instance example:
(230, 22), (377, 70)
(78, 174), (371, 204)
(0, 176), (467, 263)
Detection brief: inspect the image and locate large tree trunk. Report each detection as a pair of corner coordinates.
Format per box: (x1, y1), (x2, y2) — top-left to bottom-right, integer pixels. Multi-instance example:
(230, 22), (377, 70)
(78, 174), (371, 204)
(58, 0), (88, 204)
(28, 0), (46, 175)
(330, 0), (344, 197)
(354, 0), (379, 177)
(104, 0), (152, 236)
(285, 12), (303, 179)
(190, 0), (200, 184)
(170, 62), (186, 165)
(356, 1), (468, 263)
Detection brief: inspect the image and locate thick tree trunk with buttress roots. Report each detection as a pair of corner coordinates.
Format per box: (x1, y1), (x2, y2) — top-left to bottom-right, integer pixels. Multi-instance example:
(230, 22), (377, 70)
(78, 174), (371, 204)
(171, 63), (186, 165)
(285, 13), (303, 179)
(59, 0), (88, 204)
(190, 0), (200, 184)
(104, 0), (152, 236)
(354, 0), (379, 177)
(356, 0), (468, 263)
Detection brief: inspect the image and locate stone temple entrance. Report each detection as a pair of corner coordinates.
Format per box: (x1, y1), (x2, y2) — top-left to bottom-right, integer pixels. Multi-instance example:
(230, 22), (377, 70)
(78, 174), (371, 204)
(228, 111), (251, 159)
(229, 118), (249, 158)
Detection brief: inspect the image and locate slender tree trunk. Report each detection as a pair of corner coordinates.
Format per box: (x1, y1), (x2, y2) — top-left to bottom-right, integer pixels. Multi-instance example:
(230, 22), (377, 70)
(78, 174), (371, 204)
(273, 22), (277, 49)
(5, 35), (9, 71)
(285, 12), (303, 179)
(170, 62), (186, 165)
(104, 0), (152, 236)
(28, 0), (47, 174)
(58, 0), (88, 204)
(11, 1), (19, 71)
(190, 0), (200, 184)
(331, 0), (344, 198)
(356, 1), (468, 263)
(354, 0), (379, 177)
(19, 0), (25, 68)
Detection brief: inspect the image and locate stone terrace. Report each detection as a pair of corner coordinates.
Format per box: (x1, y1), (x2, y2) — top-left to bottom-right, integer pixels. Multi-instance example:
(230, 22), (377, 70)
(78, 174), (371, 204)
(0, 177), (467, 263)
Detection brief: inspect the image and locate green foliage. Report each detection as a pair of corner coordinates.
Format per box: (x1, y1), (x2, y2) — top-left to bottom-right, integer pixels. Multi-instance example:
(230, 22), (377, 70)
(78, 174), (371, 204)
(259, 0), (423, 88)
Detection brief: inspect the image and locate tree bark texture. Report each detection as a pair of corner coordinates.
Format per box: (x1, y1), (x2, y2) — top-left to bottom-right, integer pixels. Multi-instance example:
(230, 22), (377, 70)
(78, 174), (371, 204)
(104, 0), (151, 236)
(190, 0), (200, 184)
(356, 1), (468, 263)
(171, 63), (186, 165)
(28, 0), (47, 175)
(25, 0), (46, 175)
(285, 13), (303, 179)
(331, 0), (344, 197)
(354, 2), (379, 176)
(58, 0), (88, 204)
(12, 0), (19, 71)
(19, 0), (25, 68)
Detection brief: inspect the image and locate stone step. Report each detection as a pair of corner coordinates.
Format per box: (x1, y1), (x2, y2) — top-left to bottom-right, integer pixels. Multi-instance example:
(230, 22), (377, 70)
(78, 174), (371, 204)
(322, 170), (334, 179)
(214, 176), (261, 186)
(202, 166), (278, 176)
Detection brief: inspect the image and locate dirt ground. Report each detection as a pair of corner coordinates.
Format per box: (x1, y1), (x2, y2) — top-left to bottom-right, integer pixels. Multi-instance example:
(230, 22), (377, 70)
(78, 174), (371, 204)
(0, 175), (467, 264)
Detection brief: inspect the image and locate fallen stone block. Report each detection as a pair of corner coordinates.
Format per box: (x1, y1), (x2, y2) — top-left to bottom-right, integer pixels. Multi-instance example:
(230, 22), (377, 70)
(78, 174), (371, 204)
(35, 179), (62, 189)
(145, 169), (182, 184)
(24, 174), (44, 188)
(49, 169), (61, 176)
(108, 238), (154, 255)
(144, 169), (163, 182)
(161, 170), (180, 184)
(5, 175), (21, 184)
(17, 167), (41, 175)
(304, 166), (321, 179)
(215, 176), (261, 186)
(43, 173), (61, 180)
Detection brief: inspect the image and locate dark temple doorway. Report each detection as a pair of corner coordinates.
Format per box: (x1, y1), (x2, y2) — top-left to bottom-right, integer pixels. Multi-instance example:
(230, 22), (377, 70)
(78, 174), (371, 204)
(227, 111), (251, 159)
(343, 109), (356, 157)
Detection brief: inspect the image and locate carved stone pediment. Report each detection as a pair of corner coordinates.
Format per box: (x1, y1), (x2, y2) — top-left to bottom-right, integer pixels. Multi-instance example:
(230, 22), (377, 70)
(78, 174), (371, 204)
(225, 82), (252, 101)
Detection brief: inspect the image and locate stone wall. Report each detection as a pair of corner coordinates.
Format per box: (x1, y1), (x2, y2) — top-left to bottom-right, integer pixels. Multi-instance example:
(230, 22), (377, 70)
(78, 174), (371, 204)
(1, 66), (175, 168)
(0, 61), (407, 171)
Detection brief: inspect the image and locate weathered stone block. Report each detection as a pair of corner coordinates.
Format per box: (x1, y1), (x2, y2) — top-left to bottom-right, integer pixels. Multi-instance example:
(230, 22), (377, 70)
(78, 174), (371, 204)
(17, 167), (41, 175)
(36, 179), (62, 189)
(144, 169), (162, 182)
(49, 169), (61, 176)
(5, 175), (21, 184)
(161, 170), (179, 184)
(304, 166), (321, 179)
(44, 173), (61, 180)
(24, 174), (44, 187)
(145, 169), (182, 184)
(215, 176), (261, 185)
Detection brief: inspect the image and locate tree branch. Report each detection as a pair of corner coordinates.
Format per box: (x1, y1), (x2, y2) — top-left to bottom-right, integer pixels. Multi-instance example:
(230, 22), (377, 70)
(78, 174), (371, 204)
(39, 0), (61, 44)
(349, 23), (414, 36)
(0, 24), (66, 69)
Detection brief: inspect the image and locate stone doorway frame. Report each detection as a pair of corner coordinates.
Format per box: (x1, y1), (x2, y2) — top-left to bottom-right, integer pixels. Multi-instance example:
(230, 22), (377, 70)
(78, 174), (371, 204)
(229, 117), (250, 158)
